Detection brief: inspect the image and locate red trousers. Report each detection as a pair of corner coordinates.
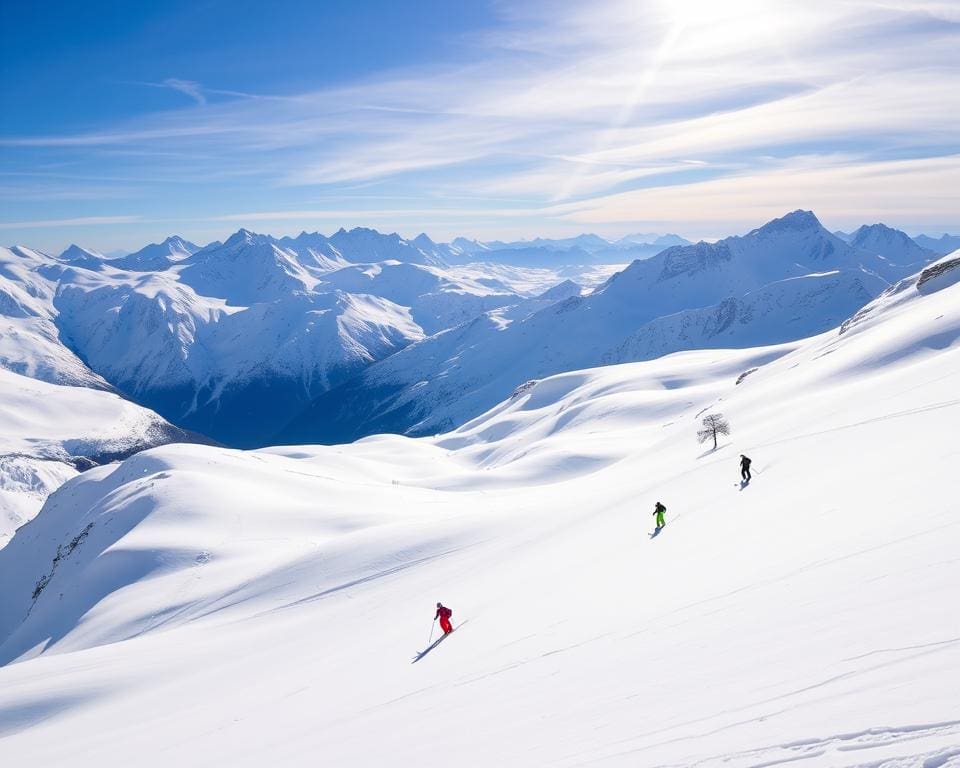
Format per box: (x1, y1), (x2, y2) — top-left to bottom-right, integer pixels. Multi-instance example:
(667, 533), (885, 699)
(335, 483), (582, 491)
(440, 616), (453, 634)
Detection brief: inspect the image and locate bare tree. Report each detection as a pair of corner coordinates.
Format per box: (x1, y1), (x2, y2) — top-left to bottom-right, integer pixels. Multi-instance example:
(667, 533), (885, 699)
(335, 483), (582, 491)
(698, 413), (731, 450)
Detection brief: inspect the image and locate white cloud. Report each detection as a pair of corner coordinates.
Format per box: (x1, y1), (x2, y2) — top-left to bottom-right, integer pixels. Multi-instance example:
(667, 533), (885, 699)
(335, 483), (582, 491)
(162, 78), (206, 105)
(550, 154), (960, 233)
(0, 215), (143, 230)
(3, 0), (959, 236)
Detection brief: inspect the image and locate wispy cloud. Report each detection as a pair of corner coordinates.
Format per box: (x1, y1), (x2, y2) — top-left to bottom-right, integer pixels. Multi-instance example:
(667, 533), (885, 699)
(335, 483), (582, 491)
(213, 206), (545, 223)
(162, 78), (206, 105)
(550, 154), (960, 232)
(3, 0), (959, 243)
(0, 215), (144, 230)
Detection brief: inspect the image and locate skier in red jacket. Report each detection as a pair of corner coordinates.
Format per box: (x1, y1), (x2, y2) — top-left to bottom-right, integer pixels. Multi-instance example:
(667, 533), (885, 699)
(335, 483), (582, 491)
(434, 602), (453, 635)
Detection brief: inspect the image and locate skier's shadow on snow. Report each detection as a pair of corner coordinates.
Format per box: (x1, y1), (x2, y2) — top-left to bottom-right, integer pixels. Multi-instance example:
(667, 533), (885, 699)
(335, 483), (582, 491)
(412, 636), (447, 663)
(412, 622), (467, 663)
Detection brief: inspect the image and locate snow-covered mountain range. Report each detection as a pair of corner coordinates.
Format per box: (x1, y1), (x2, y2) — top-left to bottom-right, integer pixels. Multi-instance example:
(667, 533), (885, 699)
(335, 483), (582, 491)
(1, 226), (634, 447)
(1, 214), (949, 449)
(45, 230), (554, 446)
(279, 211), (934, 443)
(1, 251), (957, 766)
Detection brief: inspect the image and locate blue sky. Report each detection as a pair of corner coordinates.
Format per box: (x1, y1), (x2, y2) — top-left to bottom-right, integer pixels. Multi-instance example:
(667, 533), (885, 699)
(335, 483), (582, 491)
(2, 0), (958, 253)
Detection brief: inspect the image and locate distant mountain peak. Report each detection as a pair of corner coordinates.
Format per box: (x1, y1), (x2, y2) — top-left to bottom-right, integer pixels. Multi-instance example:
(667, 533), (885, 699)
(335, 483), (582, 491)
(327, 227), (444, 266)
(852, 223), (908, 241)
(850, 223), (934, 262)
(162, 235), (195, 249)
(105, 235), (200, 271)
(59, 244), (104, 261)
(913, 233), (960, 255)
(756, 209), (822, 233)
(223, 228), (273, 248)
(412, 233), (436, 247)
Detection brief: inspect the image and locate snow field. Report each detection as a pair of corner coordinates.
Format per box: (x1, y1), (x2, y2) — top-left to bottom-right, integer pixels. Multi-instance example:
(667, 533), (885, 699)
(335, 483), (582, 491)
(0, 256), (958, 766)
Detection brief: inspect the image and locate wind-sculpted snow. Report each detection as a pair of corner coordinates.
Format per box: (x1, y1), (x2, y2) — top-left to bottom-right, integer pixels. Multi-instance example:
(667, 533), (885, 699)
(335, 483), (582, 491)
(0, 253), (957, 766)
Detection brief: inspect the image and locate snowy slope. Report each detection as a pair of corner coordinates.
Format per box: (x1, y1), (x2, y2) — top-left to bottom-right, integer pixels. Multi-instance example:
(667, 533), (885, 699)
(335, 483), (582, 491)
(0, 367), (194, 549)
(0, 254), (957, 766)
(0, 246), (111, 389)
(280, 211), (910, 443)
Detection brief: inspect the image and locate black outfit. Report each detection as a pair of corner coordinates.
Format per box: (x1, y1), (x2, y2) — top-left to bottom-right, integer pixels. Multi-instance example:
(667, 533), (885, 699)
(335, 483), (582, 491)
(740, 456), (752, 481)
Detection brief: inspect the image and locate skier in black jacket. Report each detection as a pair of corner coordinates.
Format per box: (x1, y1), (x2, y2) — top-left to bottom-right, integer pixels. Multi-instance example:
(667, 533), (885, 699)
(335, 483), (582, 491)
(740, 454), (752, 481)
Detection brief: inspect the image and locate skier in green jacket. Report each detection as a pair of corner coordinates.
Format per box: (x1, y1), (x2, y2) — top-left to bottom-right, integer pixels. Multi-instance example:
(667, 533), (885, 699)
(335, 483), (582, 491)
(653, 501), (666, 531)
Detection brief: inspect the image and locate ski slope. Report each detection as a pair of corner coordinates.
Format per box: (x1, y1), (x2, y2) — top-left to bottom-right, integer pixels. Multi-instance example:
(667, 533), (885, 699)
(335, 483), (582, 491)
(0, 255), (958, 766)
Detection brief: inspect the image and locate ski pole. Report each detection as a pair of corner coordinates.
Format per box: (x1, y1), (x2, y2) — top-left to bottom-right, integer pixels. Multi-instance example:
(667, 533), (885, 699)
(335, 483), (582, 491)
(428, 620), (435, 644)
